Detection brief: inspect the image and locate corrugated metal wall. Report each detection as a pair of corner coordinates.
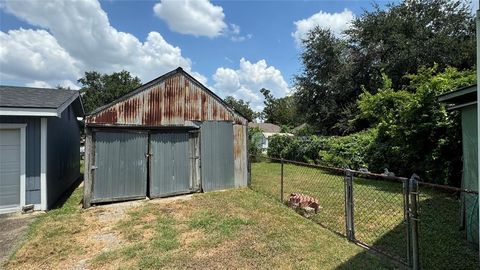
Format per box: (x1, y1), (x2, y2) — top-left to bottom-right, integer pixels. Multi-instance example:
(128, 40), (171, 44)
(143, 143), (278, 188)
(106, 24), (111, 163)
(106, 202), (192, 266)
(150, 132), (191, 197)
(92, 131), (148, 202)
(201, 121), (235, 191)
(86, 73), (247, 126)
(46, 106), (80, 208)
(0, 116), (41, 204)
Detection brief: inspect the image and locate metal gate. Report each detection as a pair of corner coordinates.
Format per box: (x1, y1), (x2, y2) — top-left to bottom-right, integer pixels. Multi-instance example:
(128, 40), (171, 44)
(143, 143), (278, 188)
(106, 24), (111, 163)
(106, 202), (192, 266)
(92, 131), (148, 203)
(149, 131), (199, 197)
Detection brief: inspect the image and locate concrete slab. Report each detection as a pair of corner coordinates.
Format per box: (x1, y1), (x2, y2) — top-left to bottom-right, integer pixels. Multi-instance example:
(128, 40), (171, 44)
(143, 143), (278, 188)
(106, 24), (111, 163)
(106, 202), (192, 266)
(0, 212), (38, 266)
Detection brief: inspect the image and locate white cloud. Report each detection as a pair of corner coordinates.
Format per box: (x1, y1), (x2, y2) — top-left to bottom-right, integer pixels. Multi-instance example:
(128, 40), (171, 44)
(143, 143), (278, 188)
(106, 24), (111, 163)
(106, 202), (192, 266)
(230, 33), (252, 43)
(213, 58), (290, 111)
(59, 79), (81, 90)
(0, 29), (80, 81)
(1, 0), (204, 88)
(292, 9), (354, 45)
(153, 0), (250, 42)
(153, 0), (227, 38)
(25, 80), (53, 88)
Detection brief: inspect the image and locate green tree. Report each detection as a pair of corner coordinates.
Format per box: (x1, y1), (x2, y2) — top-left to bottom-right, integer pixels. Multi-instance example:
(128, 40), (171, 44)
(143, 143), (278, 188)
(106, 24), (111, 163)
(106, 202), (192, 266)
(79, 70), (142, 113)
(294, 0), (476, 135)
(293, 27), (358, 135)
(347, 0), (475, 90)
(224, 96), (257, 122)
(260, 88), (299, 126)
(358, 67), (476, 185)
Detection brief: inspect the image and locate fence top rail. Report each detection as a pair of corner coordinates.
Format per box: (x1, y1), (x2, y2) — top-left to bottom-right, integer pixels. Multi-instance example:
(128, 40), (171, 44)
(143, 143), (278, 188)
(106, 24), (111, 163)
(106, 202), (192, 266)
(253, 155), (479, 194)
(256, 156), (408, 183)
(417, 181), (479, 195)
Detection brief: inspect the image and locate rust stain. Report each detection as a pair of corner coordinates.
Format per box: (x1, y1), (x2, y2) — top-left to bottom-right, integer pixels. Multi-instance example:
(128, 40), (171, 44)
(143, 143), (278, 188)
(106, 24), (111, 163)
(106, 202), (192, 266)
(86, 72), (248, 126)
(233, 125), (243, 158)
(89, 107), (117, 123)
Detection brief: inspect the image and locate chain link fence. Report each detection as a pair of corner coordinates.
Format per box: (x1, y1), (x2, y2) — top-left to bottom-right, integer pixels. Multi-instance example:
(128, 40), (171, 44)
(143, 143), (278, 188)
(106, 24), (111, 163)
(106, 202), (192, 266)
(249, 156), (479, 269)
(417, 182), (479, 269)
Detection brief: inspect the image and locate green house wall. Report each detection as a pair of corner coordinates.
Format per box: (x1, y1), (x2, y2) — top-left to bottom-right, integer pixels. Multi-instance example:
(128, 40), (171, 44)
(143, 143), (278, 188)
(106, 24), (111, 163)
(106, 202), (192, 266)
(461, 104), (478, 244)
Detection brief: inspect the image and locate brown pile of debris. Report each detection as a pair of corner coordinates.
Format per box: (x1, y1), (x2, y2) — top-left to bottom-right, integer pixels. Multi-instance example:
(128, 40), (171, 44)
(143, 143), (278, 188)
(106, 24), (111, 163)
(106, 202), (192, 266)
(288, 193), (320, 218)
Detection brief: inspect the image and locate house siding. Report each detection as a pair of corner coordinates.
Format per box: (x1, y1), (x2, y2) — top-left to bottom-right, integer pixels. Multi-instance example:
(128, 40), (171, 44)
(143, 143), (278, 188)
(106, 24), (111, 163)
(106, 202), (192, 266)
(461, 104), (478, 244)
(46, 105), (81, 208)
(0, 116), (41, 205)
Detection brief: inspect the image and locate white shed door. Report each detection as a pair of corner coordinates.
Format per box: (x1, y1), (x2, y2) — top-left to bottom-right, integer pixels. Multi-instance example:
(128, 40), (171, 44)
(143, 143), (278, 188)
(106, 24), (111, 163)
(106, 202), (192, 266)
(0, 129), (21, 212)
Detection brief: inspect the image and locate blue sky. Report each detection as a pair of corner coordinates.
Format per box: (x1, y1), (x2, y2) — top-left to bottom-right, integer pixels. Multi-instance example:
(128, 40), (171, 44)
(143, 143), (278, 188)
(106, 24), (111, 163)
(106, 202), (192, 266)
(0, 0), (476, 110)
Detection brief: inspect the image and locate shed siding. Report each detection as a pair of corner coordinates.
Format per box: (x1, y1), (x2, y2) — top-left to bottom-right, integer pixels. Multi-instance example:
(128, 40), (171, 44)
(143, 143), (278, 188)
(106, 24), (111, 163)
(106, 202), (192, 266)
(150, 132), (191, 197)
(461, 105), (479, 192)
(233, 124), (248, 187)
(92, 131), (148, 202)
(200, 121), (235, 191)
(86, 73), (247, 126)
(46, 106), (80, 208)
(0, 116), (41, 204)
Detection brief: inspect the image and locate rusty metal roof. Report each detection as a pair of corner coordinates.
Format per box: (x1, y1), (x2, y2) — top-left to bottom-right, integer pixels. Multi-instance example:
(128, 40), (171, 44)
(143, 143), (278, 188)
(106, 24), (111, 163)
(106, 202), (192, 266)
(86, 67), (247, 126)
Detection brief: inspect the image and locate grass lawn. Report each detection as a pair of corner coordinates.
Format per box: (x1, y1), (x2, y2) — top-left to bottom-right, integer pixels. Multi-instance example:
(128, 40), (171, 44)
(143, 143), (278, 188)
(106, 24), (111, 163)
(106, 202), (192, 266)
(4, 186), (391, 269)
(251, 160), (479, 269)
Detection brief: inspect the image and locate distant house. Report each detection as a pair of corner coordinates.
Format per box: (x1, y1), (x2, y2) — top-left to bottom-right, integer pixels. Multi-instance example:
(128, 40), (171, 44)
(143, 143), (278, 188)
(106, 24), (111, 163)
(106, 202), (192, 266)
(249, 123), (281, 133)
(438, 84), (478, 244)
(0, 86), (84, 214)
(248, 122), (293, 152)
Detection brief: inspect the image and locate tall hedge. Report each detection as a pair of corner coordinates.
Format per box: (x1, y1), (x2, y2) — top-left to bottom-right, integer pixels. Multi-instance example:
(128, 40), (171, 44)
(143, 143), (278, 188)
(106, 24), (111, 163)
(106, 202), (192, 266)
(267, 129), (376, 170)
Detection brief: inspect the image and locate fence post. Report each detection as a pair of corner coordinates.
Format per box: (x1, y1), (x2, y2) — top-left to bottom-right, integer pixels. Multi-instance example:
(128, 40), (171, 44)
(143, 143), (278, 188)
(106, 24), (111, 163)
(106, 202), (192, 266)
(408, 174), (420, 270)
(344, 169), (355, 241)
(247, 155), (252, 187)
(403, 178), (411, 265)
(280, 158), (284, 202)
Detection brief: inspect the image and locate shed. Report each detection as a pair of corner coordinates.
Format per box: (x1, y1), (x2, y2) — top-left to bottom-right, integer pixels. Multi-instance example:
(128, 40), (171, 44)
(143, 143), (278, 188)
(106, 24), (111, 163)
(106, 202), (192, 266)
(438, 84), (478, 244)
(83, 68), (248, 207)
(0, 85), (84, 214)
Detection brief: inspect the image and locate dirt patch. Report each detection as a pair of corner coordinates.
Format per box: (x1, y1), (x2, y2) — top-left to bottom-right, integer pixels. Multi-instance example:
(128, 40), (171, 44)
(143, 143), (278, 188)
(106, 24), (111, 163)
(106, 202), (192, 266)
(0, 212), (38, 265)
(141, 213), (156, 223)
(179, 229), (204, 246)
(92, 233), (120, 252)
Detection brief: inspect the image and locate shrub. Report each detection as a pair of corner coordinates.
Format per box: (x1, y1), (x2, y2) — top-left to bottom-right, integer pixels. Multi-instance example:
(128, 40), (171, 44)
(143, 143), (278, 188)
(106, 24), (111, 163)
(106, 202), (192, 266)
(267, 134), (294, 158)
(248, 127), (263, 159)
(267, 129), (377, 170)
(319, 129), (377, 169)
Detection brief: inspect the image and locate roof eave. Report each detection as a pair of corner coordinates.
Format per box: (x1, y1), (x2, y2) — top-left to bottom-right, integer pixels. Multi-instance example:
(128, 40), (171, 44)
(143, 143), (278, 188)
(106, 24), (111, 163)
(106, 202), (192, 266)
(0, 107), (60, 117)
(0, 92), (84, 118)
(438, 84), (477, 103)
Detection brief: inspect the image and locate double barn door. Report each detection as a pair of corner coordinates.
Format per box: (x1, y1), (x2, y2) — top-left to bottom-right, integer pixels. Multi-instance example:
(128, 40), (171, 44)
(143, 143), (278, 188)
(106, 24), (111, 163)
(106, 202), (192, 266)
(91, 130), (199, 203)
